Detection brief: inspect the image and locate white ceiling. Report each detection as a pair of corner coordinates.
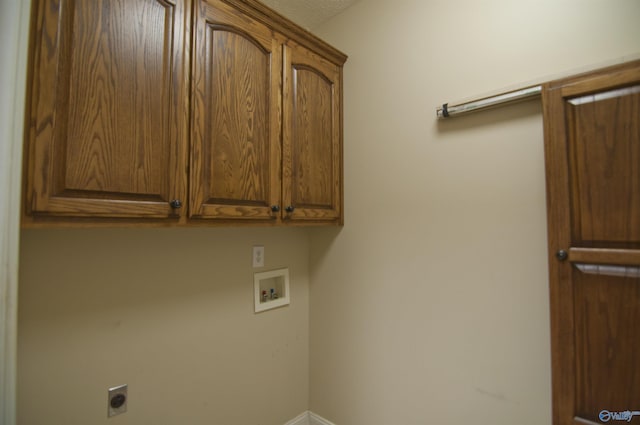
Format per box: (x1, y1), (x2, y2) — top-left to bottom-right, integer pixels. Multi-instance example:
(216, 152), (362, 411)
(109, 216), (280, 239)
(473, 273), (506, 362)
(259, 0), (359, 30)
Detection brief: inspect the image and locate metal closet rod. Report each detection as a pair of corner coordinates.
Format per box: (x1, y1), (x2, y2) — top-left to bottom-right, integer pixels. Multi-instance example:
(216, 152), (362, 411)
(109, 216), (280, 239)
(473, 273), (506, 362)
(436, 85), (542, 119)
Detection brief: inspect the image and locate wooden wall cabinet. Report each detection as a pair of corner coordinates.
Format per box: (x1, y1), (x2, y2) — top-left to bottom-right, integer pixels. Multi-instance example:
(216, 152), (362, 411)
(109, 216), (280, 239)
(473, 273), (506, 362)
(23, 0), (346, 227)
(283, 40), (342, 222)
(24, 0), (191, 221)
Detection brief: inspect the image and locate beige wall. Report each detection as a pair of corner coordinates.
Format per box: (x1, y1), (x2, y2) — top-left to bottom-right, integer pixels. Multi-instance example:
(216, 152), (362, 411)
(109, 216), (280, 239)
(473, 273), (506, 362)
(310, 1), (640, 424)
(18, 227), (309, 425)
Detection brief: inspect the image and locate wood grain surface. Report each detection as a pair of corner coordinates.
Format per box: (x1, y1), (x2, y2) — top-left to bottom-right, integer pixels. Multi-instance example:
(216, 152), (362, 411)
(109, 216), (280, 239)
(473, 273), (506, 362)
(190, 0), (280, 220)
(23, 0), (346, 226)
(26, 0), (190, 219)
(543, 60), (640, 425)
(282, 40), (342, 222)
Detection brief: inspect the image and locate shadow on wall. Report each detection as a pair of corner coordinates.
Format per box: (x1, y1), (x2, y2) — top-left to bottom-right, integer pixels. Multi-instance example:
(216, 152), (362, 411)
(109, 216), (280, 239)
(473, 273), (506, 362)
(308, 227), (343, 281)
(18, 226), (306, 319)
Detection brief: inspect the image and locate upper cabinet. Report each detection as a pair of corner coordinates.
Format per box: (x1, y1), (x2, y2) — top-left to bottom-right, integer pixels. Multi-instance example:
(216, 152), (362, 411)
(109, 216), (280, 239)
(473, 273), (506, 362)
(190, 0), (282, 221)
(23, 0), (347, 227)
(283, 40), (342, 222)
(24, 0), (191, 221)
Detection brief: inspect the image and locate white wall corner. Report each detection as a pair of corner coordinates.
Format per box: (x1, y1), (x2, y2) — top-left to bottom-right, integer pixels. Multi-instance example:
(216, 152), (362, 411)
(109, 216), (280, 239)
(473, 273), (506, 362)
(0, 1), (31, 424)
(285, 411), (337, 425)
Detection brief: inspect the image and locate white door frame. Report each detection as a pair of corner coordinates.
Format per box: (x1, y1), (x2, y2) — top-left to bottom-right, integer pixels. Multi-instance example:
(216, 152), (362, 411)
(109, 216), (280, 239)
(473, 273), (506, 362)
(1, 1), (31, 424)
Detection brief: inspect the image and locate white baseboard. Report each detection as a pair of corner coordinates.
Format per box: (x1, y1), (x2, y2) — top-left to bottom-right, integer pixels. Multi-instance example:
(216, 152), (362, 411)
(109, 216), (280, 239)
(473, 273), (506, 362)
(309, 411), (337, 425)
(284, 411), (310, 425)
(284, 411), (336, 425)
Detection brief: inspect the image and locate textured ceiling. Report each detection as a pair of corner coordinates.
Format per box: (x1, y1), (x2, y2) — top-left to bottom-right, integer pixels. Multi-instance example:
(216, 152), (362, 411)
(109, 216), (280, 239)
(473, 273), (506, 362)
(259, 0), (359, 30)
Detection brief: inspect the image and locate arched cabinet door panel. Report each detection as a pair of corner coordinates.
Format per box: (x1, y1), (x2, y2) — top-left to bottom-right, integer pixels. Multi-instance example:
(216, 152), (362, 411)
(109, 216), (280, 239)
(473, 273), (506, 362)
(283, 40), (343, 224)
(190, 0), (282, 221)
(25, 0), (190, 220)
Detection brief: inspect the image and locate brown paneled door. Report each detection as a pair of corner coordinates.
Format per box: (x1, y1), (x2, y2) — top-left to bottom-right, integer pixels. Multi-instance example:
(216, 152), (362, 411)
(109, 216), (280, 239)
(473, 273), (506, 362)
(543, 60), (640, 425)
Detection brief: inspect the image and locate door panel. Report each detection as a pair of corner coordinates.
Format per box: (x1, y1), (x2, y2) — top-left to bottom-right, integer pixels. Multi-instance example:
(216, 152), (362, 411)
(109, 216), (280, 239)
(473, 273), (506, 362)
(543, 60), (640, 425)
(190, 0), (281, 220)
(283, 42), (342, 222)
(567, 86), (640, 245)
(573, 270), (640, 422)
(27, 0), (189, 218)
(292, 66), (334, 207)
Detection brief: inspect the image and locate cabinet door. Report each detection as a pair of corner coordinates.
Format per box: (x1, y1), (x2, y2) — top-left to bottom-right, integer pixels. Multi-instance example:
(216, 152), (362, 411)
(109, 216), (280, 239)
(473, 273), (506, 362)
(283, 41), (343, 223)
(190, 0), (282, 220)
(25, 0), (190, 219)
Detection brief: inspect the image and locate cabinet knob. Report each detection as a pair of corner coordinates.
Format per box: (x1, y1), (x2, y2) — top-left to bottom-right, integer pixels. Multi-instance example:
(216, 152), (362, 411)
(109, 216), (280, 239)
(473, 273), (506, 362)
(285, 205), (295, 213)
(169, 199), (182, 209)
(556, 249), (568, 261)
(271, 205), (280, 212)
